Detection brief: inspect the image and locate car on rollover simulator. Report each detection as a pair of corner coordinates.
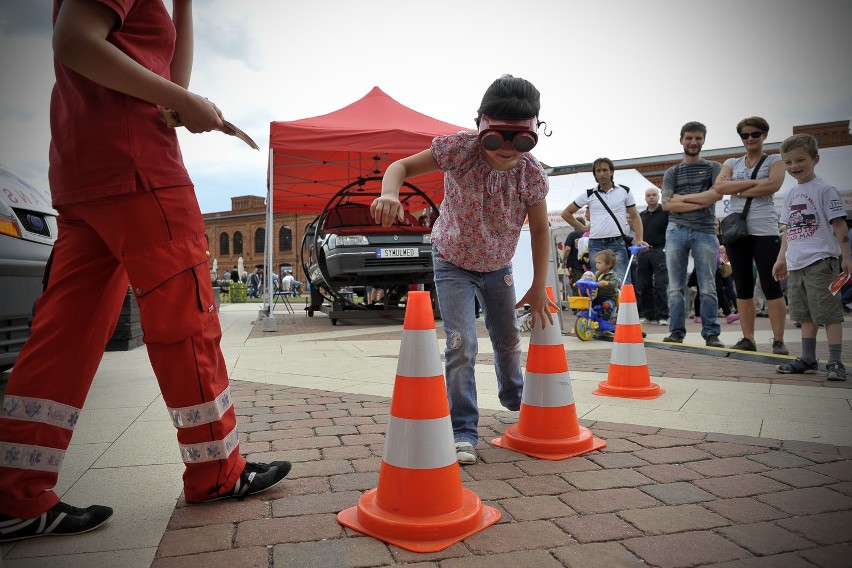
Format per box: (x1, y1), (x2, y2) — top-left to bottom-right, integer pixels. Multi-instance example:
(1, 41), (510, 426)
(301, 177), (439, 324)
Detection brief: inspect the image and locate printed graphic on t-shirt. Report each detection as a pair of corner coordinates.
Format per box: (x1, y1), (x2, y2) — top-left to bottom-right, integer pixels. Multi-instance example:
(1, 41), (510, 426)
(786, 197), (819, 241)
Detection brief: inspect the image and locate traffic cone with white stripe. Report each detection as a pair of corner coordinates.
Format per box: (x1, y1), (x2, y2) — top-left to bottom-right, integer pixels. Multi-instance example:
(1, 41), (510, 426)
(593, 284), (664, 399)
(337, 291), (500, 552)
(492, 286), (606, 460)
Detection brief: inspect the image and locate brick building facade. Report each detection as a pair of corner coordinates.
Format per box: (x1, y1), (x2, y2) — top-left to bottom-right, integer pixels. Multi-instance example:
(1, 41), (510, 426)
(202, 196), (313, 282)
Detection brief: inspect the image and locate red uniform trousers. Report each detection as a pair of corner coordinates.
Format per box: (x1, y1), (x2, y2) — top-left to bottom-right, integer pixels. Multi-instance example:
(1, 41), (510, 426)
(0, 185), (245, 518)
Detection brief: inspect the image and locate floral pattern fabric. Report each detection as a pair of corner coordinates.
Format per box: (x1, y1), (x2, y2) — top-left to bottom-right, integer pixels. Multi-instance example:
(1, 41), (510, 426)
(430, 132), (548, 272)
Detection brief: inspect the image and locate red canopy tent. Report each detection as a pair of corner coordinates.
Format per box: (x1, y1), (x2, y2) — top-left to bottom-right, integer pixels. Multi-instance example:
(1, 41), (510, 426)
(268, 86), (470, 214)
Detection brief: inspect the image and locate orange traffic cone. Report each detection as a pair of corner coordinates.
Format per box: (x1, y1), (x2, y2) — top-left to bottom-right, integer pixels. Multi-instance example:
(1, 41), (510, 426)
(337, 291), (500, 552)
(593, 283), (664, 399)
(492, 287), (606, 460)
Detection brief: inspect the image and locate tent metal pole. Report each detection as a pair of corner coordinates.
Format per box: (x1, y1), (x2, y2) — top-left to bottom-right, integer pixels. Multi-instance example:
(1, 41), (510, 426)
(262, 148), (278, 330)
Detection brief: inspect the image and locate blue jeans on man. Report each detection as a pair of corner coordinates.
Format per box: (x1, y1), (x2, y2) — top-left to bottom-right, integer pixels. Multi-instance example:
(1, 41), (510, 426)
(665, 224), (720, 339)
(588, 237), (629, 283)
(432, 249), (523, 447)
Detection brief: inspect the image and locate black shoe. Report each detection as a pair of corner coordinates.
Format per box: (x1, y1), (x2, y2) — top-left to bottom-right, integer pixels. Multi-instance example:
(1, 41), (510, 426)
(205, 461), (292, 502)
(731, 337), (757, 351)
(0, 502), (113, 542)
(771, 339), (789, 356)
(663, 333), (684, 343)
(705, 335), (724, 348)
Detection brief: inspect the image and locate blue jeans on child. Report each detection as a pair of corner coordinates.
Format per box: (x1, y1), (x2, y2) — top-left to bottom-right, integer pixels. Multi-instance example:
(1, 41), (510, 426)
(665, 223), (721, 339)
(432, 249), (523, 447)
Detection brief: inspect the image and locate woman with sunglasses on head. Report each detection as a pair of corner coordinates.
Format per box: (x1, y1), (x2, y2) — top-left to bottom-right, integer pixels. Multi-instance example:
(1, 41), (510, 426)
(371, 74), (555, 465)
(713, 116), (788, 354)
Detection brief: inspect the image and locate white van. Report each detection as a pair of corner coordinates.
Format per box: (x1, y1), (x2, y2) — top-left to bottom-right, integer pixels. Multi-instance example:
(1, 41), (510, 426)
(0, 164), (57, 372)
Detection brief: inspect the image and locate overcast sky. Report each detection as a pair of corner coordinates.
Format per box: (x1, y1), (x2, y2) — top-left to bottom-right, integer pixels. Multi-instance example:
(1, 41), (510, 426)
(1, 0), (850, 213)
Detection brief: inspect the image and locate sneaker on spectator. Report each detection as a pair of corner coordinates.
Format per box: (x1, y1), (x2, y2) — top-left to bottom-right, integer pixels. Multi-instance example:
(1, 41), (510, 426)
(640, 317), (649, 324)
(705, 335), (724, 348)
(657, 319), (669, 326)
(726, 313), (740, 324)
(771, 339), (789, 356)
(826, 361), (847, 381)
(776, 357), (818, 374)
(731, 337), (757, 351)
(693, 316), (702, 323)
(0, 502), (113, 543)
(192, 461), (292, 503)
(756, 309), (769, 317)
(663, 332), (684, 343)
(455, 441), (478, 465)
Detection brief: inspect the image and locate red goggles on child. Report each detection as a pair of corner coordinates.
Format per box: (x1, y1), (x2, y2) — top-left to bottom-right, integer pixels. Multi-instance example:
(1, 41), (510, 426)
(478, 116), (538, 152)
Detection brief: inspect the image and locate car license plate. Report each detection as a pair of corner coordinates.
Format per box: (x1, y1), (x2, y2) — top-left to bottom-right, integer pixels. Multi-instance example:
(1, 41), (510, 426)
(377, 247), (418, 258)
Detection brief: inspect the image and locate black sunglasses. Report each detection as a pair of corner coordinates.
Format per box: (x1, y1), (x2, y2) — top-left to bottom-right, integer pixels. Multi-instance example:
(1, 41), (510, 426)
(739, 131), (764, 139)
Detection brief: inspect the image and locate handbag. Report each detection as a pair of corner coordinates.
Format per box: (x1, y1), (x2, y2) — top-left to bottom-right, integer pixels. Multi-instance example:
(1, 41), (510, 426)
(719, 155), (768, 246)
(591, 185), (633, 248)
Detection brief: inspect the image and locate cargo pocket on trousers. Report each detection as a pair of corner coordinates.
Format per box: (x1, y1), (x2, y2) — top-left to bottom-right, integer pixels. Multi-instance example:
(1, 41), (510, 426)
(123, 234), (215, 344)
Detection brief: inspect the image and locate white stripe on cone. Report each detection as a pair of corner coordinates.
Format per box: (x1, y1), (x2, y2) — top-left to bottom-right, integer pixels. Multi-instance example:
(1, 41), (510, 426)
(610, 342), (648, 366)
(615, 303), (640, 325)
(521, 371), (576, 407)
(383, 415), (457, 470)
(530, 317), (562, 346)
(397, 329), (443, 377)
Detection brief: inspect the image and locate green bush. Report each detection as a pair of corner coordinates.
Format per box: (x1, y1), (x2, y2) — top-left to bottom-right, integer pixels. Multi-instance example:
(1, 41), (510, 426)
(229, 282), (247, 303)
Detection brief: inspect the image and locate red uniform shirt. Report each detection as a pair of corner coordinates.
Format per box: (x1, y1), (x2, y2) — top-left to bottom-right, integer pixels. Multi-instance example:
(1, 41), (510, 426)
(49, 0), (191, 206)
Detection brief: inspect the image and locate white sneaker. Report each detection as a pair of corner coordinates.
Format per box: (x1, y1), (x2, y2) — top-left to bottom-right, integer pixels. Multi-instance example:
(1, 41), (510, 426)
(657, 319), (668, 326)
(454, 441), (477, 465)
(639, 317), (649, 324)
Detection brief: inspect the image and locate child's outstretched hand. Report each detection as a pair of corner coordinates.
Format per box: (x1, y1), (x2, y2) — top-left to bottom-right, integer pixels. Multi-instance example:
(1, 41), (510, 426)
(515, 287), (558, 330)
(370, 195), (405, 226)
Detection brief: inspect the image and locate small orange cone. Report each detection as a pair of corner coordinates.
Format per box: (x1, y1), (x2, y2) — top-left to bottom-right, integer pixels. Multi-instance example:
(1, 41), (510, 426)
(593, 284), (664, 399)
(492, 287), (606, 460)
(337, 291), (500, 552)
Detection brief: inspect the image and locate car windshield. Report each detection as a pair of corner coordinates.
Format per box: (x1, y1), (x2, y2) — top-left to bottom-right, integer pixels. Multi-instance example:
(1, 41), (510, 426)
(322, 202), (427, 232)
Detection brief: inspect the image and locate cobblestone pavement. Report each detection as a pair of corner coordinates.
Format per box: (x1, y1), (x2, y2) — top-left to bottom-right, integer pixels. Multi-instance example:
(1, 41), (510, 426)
(152, 381), (852, 568)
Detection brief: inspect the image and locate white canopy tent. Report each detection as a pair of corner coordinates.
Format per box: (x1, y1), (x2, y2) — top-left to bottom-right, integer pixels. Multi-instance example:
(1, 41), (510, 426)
(511, 169), (659, 302)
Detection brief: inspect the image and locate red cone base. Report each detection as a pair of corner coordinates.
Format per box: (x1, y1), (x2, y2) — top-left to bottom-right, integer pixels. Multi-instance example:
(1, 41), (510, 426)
(337, 486), (500, 553)
(593, 381), (664, 400)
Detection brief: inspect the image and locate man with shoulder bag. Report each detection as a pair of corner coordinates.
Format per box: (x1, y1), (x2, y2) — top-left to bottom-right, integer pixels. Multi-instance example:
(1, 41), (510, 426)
(560, 157), (646, 282)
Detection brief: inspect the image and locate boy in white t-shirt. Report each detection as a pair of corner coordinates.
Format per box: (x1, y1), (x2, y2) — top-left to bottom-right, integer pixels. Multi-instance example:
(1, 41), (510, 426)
(772, 134), (851, 380)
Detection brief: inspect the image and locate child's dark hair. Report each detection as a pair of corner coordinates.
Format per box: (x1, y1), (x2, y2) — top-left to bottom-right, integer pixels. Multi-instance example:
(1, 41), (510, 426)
(476, 74), (540, 123)
(595, 249), (617, 268)
(781, 133), (819, 159)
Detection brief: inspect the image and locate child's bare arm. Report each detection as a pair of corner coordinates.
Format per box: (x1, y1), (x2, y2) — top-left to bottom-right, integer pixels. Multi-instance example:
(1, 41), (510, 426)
(831, 217), (852, 275)
(516, 200), (557, 329)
